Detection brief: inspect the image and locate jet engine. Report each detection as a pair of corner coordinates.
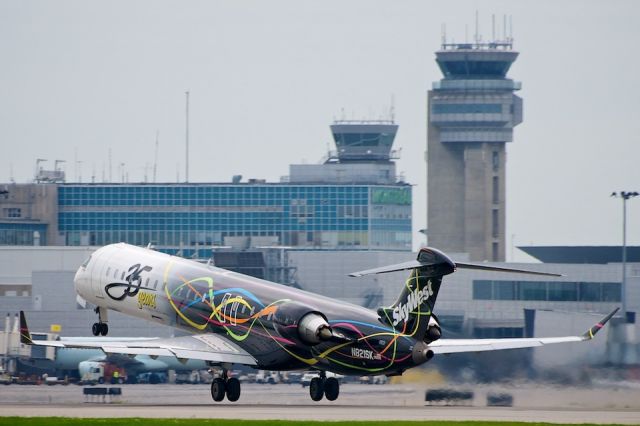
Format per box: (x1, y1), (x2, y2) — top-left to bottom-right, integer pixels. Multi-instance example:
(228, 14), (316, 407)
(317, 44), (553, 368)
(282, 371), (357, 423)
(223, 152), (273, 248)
(424, 315), (442, 343)
(273, 301), (346, 345)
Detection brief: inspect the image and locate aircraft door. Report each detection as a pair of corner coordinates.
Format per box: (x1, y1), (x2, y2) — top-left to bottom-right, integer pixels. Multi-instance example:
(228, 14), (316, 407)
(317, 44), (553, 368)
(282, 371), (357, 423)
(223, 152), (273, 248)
(90, 246), (117, 300)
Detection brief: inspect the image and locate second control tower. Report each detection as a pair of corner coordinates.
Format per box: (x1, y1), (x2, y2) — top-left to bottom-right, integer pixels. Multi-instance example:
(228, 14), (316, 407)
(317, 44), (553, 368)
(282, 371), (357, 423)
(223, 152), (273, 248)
(427, 40), (522, 261)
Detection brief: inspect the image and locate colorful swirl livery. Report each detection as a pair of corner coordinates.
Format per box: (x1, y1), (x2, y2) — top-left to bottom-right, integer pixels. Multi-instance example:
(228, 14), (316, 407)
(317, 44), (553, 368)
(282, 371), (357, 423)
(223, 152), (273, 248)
(19, 242), (618, 403)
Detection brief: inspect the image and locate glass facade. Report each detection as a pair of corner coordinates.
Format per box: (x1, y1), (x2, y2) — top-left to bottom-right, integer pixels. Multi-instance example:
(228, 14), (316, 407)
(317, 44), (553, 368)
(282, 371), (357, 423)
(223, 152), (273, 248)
(432, 103), (502, 114)
(473, 280), (621, 303)
(58, 184), (412, 251)
(0, 223), (47, 245)
(437, 60), (513, 78)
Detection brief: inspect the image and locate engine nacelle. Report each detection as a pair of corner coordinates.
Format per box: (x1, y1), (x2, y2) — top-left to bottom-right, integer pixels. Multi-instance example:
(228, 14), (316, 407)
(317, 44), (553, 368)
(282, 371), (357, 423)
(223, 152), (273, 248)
(298, 312), (332, 345)
(411, 341), (435, 366)
(273, 301), (333, 346)
(424, 315), (442, 343)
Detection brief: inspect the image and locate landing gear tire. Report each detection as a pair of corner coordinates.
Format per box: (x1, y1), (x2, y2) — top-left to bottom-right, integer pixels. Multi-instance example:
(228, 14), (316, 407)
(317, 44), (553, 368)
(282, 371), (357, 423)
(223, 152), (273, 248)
(211, 378), (226, 402)
(324, 377), (339, 401)
(92, 322), (108, 336)
(226, 377), (241, 402)
(309, 377), (324, 401)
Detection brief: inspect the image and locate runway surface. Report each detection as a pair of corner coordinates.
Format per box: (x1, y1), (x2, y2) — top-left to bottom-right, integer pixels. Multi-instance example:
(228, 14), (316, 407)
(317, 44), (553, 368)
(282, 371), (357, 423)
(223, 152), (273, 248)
(1, 383), (640, 423)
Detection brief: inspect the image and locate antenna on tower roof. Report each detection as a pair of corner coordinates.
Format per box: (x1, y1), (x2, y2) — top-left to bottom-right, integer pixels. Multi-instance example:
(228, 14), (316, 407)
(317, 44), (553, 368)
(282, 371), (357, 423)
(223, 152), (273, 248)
(509, 15), (513, 43)
(153, 130), (159, 183)
(503, 15), (507, 42)
(492, 14), (495, 42)
(474, 10), (479, 45)
(441, 23), (447, 46)
(390, 94), (396, 123)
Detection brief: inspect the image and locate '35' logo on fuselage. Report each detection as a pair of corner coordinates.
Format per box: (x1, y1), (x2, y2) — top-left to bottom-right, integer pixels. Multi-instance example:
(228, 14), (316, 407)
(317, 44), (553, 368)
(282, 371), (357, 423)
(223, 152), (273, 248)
(105, 263), (153, 301)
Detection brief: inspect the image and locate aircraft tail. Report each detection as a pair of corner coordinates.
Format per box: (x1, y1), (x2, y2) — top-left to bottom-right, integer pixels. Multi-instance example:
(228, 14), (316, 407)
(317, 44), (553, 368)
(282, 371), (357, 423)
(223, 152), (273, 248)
(350, 247), (456, 341)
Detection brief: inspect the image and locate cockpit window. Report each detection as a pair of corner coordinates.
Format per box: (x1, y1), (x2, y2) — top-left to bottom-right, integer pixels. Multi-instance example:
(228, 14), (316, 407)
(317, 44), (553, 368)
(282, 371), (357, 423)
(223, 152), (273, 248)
(81, 255), (92, 269)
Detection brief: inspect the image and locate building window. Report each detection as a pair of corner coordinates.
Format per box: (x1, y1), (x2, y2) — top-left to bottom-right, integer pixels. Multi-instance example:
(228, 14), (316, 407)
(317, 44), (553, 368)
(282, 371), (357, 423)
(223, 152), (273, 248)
(492, 151), (500, 171)
(2, 208), (22, 218)
(474, 327), (523, 338)
(492, 176), (499, 204)
(492, 209), (499, 238)
(519, 282), (547, 301)
(548, 282), (578, 301)
(473, 280), (492, 300)
(579, 282), (601, 302)
(473, 280), (620, 302)
(494, 280), (515, 300)
(433, 103), (502, 114)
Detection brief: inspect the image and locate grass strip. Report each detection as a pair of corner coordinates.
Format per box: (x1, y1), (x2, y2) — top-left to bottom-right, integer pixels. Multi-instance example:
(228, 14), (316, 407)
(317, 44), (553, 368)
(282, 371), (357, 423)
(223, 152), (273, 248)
(0, 419), (632, 426)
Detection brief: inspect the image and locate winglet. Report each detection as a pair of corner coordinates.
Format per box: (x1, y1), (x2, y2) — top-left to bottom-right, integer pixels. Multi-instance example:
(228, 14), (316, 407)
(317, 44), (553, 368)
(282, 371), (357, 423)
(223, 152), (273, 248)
(19, 311), (32, 345)
(582, 308), (620, 340)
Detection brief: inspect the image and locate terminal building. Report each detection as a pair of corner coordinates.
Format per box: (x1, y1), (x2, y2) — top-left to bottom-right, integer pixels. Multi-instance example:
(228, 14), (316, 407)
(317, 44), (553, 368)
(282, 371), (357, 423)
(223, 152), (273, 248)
(0, 120), (411, 255)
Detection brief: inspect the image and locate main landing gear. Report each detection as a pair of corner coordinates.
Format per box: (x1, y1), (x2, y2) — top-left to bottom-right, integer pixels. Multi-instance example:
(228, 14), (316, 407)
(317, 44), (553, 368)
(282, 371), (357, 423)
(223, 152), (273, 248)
(210, 369), (241, 402)
(92, 306), (108, 336)
(309, 372), (339, 401)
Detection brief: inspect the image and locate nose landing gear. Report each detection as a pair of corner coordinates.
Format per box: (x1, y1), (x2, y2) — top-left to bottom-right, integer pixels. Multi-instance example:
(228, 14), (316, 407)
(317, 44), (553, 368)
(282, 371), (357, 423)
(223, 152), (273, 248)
(92, 307), (108, 336)
(309, 372), (340, 401)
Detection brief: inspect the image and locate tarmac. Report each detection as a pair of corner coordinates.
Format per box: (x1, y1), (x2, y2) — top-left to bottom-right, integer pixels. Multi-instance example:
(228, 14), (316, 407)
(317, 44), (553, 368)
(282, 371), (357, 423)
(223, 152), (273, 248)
(1, 383), (639, 423)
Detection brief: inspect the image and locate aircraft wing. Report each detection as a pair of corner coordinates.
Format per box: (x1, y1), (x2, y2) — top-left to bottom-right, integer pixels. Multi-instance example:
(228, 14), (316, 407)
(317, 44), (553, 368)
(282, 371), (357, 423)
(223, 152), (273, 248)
(427, 308), (618, 354)
(19, 311), (256, 366)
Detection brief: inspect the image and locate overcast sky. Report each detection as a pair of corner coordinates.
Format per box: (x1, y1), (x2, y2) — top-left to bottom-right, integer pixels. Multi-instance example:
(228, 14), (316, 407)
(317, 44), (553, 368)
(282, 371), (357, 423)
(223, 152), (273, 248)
(1, 0), (639, 260)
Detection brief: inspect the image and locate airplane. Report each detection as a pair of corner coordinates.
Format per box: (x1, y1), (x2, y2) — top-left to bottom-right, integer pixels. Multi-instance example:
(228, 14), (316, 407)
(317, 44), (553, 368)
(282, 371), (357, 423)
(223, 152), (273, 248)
(20, 242), (618, 403)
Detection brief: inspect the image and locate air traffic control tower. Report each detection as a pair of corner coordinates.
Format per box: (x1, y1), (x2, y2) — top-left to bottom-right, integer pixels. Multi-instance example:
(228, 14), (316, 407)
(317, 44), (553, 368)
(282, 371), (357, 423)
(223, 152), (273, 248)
(427, 40), (522, 261)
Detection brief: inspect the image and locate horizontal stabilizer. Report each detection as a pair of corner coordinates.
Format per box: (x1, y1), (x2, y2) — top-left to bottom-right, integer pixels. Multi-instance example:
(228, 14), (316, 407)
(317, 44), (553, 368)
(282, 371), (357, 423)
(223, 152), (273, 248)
(349, 247), (456, 277)
(349, 246), (563, 278)
(349, 260), (423, 277)
(455, 262), (562, 277)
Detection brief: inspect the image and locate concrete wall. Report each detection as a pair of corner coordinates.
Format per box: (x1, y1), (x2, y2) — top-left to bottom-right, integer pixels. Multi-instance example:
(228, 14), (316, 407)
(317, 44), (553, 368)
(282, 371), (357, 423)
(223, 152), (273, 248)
(0, 183), (59, 244)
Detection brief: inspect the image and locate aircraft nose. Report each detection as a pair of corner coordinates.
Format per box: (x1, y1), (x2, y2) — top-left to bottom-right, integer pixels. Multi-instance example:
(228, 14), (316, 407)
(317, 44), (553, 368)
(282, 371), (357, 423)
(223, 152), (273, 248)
(73, 265), (85, 293)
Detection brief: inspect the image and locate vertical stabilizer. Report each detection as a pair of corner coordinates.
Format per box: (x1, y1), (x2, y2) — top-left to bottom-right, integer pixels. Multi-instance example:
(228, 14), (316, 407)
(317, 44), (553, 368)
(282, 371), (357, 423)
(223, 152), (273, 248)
(376, 248), (456, 340)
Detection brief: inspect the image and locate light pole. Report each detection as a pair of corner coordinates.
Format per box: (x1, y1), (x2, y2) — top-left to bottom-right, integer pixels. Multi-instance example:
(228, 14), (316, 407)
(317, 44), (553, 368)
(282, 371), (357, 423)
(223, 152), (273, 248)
(611, 191), (639, 321)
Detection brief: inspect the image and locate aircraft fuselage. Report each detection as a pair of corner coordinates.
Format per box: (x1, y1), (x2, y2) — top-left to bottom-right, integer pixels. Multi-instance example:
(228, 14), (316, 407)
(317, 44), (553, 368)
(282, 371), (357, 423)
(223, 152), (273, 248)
(74, 243), (421, 376)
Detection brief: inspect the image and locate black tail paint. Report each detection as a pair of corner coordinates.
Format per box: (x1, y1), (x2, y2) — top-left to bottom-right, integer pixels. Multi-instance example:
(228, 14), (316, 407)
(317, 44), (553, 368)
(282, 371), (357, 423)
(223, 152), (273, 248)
(378, 248), (455, 340)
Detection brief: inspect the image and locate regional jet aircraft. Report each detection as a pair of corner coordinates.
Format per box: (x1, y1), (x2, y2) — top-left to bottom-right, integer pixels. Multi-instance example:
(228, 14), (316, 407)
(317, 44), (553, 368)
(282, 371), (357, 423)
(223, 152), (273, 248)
(20, 243), (617, 402)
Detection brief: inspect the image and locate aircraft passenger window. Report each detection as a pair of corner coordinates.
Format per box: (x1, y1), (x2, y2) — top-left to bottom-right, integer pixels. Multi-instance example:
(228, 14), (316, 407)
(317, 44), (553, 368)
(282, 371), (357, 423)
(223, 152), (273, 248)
(154, 280), (158, 289)
(145, 277), (150, 288)
(121, 271), (125, 280)
(114, 269), (118, 278)
(106, 267), (111, 276)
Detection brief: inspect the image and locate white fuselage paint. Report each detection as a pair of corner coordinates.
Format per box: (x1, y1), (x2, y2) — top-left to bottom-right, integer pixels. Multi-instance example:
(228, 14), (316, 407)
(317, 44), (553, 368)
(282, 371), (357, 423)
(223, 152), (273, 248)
(74, 243), (173, 327)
